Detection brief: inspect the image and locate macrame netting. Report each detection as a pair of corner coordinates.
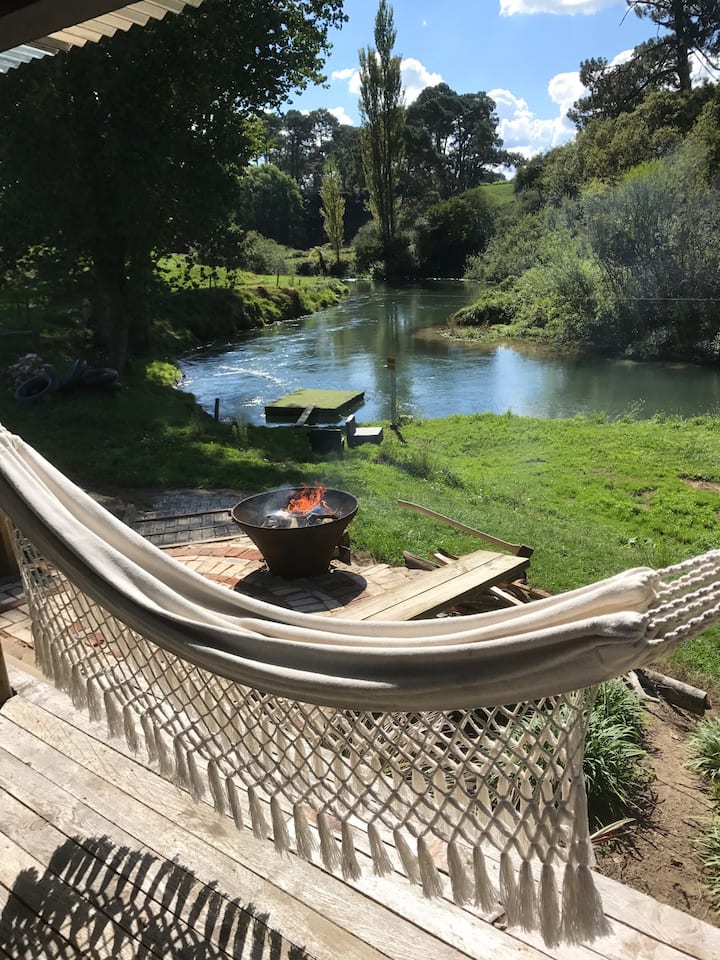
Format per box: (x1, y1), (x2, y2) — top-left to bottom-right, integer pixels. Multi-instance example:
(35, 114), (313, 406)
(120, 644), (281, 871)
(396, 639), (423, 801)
(2, 424), (720, 946)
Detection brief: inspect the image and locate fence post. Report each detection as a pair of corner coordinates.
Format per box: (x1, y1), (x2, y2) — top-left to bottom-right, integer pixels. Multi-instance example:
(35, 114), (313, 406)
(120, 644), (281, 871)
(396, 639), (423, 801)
(0, 641), (12, 706)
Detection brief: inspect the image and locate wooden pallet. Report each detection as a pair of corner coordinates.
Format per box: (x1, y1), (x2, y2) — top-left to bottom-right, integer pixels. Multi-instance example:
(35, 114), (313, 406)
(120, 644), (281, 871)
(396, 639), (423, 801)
(329, 547), (530, 620)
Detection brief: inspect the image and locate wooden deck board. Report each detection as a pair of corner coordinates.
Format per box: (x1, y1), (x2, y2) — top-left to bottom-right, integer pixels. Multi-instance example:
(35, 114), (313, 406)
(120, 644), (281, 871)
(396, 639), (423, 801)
(2, 671), (497, 960)
(3, 667), (719, 960)
(330, 547), (530, 620)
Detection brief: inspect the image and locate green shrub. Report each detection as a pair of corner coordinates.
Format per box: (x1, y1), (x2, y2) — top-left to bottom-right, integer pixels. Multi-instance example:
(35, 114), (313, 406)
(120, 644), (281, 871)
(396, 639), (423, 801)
(584, 680), (649, 828)
(450, 289), (516, 327)
(694, 817), (720, 903)
(687, 718), (720, 795)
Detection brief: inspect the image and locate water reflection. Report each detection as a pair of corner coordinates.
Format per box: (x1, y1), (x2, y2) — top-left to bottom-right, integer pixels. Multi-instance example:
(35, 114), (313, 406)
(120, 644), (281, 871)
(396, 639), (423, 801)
(177, 281), (720, 424)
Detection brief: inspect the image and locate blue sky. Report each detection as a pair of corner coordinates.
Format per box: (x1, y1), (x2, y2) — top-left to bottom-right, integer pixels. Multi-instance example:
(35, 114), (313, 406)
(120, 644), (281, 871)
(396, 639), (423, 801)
(286, 0), (699, 157)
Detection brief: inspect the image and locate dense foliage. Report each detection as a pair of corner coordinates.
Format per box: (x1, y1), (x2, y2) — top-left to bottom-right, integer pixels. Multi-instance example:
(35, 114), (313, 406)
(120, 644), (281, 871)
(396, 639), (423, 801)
(460, 85), (720, 362)
(0, 0), (345, 369)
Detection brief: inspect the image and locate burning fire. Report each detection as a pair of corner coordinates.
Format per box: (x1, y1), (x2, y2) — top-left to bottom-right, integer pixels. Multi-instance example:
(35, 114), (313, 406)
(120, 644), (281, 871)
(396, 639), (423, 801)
(287, 485), (331, 515)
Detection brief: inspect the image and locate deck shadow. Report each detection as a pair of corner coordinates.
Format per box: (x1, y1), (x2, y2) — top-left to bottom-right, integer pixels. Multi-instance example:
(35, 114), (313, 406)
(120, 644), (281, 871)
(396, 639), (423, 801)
(0, 834), (311, 960)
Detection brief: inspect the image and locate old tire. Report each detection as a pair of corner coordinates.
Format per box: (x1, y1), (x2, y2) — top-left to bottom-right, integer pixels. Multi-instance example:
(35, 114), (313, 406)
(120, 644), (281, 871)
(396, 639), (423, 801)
(80, 367), (119, 390)
(15, 371), (60, 403)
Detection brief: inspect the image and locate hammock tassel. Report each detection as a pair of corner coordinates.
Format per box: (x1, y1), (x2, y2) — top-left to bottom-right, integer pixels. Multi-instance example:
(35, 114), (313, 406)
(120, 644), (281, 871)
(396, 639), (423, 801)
(341, 821), (361, 880)
(207, 760), (226, 815)
(173, 736), (190, 791)
(368, 821), (393, 877)
(271, 796), (291, 855)
(156, 731), (175, 780)
(393, 828), (420, 886)
(87, 677), (104, 724)
(517, 858), (537, 930)
(122, 702), (140, 755)
(226, 778), (244, 830)
(248, 786), (269, 839)
(140, 713), (158, 764)
(318, 811), (342, 871)
(70, 662), (87, 710)
(418, 837), (443, 898)
(500, 851), (520, 926)
(447, 839), (472, 905)
(473, 845), (497, 914)
(293, 803), (316, 861)
(104, 690), (123, 740)
(561, 864), (609, 943)
(186, 749), (205, 803)
(539, 862), (561, 947)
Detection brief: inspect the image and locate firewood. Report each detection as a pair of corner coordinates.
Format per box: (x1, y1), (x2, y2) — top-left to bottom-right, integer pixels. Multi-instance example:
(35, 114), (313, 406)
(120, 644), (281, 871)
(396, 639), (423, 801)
(635, 668), (710, 715)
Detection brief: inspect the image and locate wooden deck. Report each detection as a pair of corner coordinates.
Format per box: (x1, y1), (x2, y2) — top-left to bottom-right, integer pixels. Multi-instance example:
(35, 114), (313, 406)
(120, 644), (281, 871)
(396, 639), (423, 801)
(2, 662), (719, 960)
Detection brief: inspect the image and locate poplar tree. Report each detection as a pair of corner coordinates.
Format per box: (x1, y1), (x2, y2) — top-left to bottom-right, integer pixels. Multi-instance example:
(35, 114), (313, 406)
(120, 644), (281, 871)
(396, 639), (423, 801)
(358, 0), (405, 271)
(320, 158), (346, 268)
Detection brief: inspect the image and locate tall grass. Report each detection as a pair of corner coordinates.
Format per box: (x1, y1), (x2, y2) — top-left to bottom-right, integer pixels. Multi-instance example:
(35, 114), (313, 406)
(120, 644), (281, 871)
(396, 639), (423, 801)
(584, 680), (649, 828)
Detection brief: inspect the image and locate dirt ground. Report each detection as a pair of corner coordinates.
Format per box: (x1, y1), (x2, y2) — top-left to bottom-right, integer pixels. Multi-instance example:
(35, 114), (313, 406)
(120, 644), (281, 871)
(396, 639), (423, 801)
(593, 698), (720, 927)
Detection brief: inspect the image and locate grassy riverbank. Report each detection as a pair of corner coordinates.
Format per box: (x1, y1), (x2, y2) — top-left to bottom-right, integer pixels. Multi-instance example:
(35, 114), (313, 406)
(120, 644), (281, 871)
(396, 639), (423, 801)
(1, 362), (719, 688)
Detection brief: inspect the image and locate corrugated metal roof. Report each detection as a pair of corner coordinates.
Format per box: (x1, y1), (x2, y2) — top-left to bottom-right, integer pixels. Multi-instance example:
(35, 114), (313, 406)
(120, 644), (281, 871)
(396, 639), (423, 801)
(0, 1), (204, 73)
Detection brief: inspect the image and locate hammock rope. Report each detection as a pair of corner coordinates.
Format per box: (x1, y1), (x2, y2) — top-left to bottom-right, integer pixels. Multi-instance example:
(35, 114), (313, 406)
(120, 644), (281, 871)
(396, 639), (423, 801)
(1, 424), (719, 947)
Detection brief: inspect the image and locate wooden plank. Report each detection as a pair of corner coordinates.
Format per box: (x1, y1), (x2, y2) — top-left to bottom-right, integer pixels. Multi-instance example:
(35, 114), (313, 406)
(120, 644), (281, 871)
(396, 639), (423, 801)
(2, 675), (548, 960)
(0, 830), (135, 960)
(294, 404), (315, 427)
(333, 548), (529, 620)
(11, 667), (720, 960)
(0, 764), (299, 960)
(0, 880), (82, 959)
(0, 672), (692, 960)
(0, 698), (488, 960)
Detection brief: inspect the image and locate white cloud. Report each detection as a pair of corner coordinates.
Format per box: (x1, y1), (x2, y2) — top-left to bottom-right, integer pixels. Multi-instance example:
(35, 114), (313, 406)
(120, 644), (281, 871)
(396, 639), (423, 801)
(500, 0), (616, 14)
(400, 57), (443, 104)
(331, 57), (443, 106)
(490, 77), (578, 157)
(328, 106), (354, 126)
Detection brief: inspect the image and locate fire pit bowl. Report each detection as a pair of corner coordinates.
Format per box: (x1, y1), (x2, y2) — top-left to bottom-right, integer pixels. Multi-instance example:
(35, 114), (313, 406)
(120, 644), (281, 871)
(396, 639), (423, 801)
(231, 486), (358, 579)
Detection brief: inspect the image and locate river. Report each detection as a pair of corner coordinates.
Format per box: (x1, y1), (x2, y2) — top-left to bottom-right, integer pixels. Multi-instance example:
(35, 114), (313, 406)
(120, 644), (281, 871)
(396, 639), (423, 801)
(177, 281), (720, 424)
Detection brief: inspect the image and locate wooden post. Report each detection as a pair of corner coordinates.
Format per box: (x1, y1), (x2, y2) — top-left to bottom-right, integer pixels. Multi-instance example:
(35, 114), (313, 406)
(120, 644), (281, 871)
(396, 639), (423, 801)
(0, 514), (18, 579)
(0, 641), (12, 706)
(213, 398), (220, 421)
(387, 357), (398, 428)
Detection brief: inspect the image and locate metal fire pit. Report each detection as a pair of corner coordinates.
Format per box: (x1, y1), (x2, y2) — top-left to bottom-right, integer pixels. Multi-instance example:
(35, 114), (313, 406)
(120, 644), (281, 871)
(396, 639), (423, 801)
(231, 486), (358, 579)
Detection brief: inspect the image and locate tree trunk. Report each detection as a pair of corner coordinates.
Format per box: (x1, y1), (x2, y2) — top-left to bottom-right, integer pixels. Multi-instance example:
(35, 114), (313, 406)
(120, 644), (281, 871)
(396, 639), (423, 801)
(94, 242), (129, 372)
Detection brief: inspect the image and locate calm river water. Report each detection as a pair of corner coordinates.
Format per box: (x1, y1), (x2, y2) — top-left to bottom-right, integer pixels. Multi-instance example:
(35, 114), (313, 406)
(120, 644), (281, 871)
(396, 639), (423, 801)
(177, 281), (720, 424)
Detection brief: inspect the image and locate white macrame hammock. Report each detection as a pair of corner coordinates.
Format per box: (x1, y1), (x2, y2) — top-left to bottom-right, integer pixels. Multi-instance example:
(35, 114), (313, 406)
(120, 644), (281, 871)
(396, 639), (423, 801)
(2, 423), (720, 947)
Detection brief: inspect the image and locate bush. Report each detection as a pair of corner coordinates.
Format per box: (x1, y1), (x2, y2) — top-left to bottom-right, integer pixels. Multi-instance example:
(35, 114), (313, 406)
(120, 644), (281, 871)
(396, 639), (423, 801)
(584, 680), (649, 828)
(687, 717), (720, 796)
(416, 187), (497, 278)
(450, 289), (516, 327)
(352, 222), (384, 276)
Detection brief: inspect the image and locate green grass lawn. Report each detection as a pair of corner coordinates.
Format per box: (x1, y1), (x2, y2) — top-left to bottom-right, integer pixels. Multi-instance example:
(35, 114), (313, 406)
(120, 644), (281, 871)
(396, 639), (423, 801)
(1, 364), (718, 688)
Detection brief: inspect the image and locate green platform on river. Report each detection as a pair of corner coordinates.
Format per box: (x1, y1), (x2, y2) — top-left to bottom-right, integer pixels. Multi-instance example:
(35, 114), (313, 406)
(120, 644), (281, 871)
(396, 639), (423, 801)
(265, 388), (365, 424)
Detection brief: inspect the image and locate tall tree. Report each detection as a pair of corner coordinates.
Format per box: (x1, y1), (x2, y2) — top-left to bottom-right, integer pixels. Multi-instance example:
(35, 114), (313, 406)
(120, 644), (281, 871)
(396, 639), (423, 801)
(629, 1), (720, 93)
(358, 0), (405, 271)
(320, 158), (346, 267)
(0, 0), (345, 370)
(236, 164), (306, 247)
(404, 83), (506, 200)
(570, 2), (720, 127)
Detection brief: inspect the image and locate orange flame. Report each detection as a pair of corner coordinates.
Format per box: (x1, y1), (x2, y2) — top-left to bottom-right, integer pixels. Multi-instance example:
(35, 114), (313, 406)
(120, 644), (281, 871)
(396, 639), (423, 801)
(287, 485), (330, 515)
